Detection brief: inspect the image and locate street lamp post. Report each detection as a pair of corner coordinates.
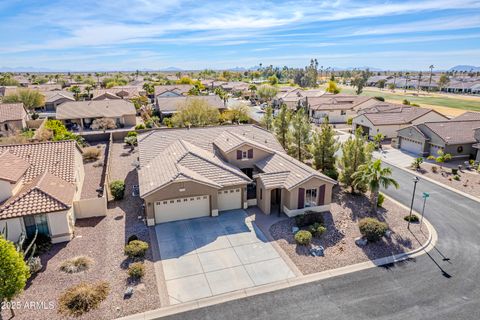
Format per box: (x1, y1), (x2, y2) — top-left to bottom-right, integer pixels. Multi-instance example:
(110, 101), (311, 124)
(420, 192), (430, 231)
(408, 177), (420, 230)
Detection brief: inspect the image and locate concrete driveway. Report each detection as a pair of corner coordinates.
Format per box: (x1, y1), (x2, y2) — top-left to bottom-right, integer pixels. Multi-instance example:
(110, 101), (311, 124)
(373, 147), (417, 168)
(155, 209), (295, 304)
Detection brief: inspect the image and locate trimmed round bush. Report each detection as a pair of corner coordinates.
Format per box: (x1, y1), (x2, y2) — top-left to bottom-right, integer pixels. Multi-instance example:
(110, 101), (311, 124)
(377, 193), (385, 207)
(404, 214), (420, 223)
(294, 230), (312, 245)
(58, 281), (110, 317)
(128, 262), (145, 279)
(60, 256), (93, 274)
(307, 222), (327, 237)
(110, 180), (125, 200)
(358, 218), (388, 242)
(125, 240), (149, 259)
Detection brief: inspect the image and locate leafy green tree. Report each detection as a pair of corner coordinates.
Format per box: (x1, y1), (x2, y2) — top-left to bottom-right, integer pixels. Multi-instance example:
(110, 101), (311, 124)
(261, 106), (274, 131)
(70, 85), (81, 100)
(171, 98), (220, 127)
(224, 102), (250, 124)
(274, 104), (291, 149)
(438, 74), (450, 91)
(256, 85), (278, 105)
(3, 89), (45, 111)
(268, 75), (279, 85)
(326, 80), (340, 94)
(352, 159), (399, 212)
(0, 236), (31, 318)
(310, 119), (339, 176)
(351, 77), (365, 95)
(373, 133), (384, 150)
(0, 73), (19, 86)
(214, 87), (228, 104)
(130, 96), (149, 110)
(339, 127), (373, 192)
(288, 108), (311, 161)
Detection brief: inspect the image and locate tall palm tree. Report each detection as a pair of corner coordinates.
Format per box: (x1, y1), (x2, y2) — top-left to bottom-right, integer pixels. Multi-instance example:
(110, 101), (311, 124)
(352, 159), (399, 212)
(428, 65), (434, 93)
(417, 71), (422, 93)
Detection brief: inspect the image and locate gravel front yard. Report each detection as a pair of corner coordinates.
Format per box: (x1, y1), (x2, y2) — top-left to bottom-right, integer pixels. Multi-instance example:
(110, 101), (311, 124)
(269, 188), (429, 275)
(414, 163), (480, 199)
(1, 142), (161, 320)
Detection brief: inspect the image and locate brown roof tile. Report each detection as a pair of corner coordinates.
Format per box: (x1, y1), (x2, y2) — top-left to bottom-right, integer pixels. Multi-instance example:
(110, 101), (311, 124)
(0, 103), (27, 123)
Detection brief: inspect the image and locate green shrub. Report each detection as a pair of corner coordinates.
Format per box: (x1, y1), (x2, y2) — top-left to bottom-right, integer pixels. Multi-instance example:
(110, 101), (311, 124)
(128, 262), (145, 279)
(109, 180), (125, 200)
(374, 96), (385, 101)
(295, 212), (324, 228)
(60, 256), (93, 274)
(347, 117), (353, 125)
(431, 165), (438, 173)
(59, 281), (110, 317)
(323, 168), (339, 180)
(411, 157), (423, 170)
(451, 168), (458, 175)
(127, 131), (138, 138)
(453, 174), (460, 181)
(135, 124), (146, 130)
(358, 218), (388, 242)
(124, 240), (149, 259)
(404, 214), (419, 222)
(294, 230), (312, 245)
(377, 193), (385, 207)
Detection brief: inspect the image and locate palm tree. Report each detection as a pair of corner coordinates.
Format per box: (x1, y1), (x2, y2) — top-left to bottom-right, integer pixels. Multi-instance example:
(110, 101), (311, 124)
(428, 65), (434, 93)
(84, 85), (93, 100)
(417, 71), (422, 93)
(352, 159), (399, 212)
(70, 85), (81, 101)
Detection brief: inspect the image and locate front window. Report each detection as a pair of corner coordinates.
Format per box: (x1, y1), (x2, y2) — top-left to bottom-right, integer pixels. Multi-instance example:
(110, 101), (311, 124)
(305, 189), (317, 207)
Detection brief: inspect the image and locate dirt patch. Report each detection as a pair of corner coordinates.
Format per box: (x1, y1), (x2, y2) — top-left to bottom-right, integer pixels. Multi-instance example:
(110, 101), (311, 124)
(1, 142), (160, 320)
(269, 188), (429, 275)
(81, 143), (107, 199)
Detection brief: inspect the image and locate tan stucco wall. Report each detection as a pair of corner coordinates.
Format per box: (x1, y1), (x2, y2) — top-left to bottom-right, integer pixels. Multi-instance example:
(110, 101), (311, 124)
(287, 177), (334, 210)
(143, 181), (220, 222)
(123, 114), (137, 126)
(221, 145), (272, 169)
(0, 218), (24, 243)
(47, 209), (74, 243)
(0, 119), (26, 135)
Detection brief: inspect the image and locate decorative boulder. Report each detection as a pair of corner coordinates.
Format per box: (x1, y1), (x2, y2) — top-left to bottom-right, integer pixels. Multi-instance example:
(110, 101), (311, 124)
(355, 237), (368, 246)
(310, 245), (324, 257)
(124, 286), (133, 299)
(292, 226), (300, 234)
(385, 230), (392, 238)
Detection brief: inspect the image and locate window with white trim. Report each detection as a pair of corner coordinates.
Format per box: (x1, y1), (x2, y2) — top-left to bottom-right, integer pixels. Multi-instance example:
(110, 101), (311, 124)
(305, 188), (317, 207)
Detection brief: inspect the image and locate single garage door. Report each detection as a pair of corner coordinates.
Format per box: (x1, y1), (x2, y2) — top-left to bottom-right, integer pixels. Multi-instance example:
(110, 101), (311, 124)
(218, 188), (242, 211)
(400, 138), (422, 155)
(155, 195), (209, 224)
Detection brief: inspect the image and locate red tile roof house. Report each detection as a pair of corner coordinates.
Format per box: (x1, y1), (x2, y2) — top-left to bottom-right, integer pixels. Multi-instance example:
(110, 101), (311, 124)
(352, 103), (448, 139)
(397, 112), (480, 159)
(0, 141), (85, 243)
(137, 125), (336, 225)
(0, 103), (28, 136)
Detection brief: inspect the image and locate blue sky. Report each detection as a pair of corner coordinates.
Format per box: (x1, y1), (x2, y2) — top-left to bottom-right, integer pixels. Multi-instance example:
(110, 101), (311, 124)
(0, 0), (480, 71)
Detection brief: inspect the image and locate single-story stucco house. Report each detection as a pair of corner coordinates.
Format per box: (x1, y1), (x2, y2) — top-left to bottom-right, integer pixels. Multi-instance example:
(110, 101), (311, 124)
(0, 140), (85, 244)
(92, 86), (146, 100)
(397, 112), (480, 159)
(0, 103), (28, 136)
(137, 125), (336, 225)
(155, 95), (225, 119)
(42, 91), (75, 112)
(307, 95), (378, 124)
(56, 100), (136, 130)
(352, 104), (448, 139)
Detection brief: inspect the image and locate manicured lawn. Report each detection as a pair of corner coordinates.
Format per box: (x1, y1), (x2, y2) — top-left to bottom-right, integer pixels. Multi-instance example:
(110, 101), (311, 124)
(336, 86), (480, 112)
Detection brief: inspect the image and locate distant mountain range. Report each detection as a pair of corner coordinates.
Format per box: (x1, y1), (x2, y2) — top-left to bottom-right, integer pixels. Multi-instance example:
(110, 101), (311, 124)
(449, 65), (480, 72)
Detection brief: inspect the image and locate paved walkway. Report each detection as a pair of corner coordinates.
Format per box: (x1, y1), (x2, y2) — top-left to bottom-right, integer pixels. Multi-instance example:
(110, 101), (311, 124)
(155, 210), (295, 305)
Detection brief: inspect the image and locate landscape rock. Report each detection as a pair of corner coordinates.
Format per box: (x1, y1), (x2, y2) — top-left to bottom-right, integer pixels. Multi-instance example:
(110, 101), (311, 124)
(310, 245), (324, 257)
(292, 226), (299, 234)
(355, 237), (368, 246)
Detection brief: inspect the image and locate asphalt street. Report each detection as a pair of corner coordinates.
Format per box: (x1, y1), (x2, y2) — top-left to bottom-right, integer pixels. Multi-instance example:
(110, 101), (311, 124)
(161, 164), (480, 320)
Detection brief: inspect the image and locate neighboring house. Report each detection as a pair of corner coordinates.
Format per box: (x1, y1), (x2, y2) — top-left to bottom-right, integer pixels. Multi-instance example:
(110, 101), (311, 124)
(397, 114), (480, 159)
(137, 125), (336, 225)
(155, 95), (225, 119)
(307, 95), (378, 124)
(28, 84), (63, 92)
(0, 141), (84, 243)
(0, 103), (28, 136)
(56, 100), (136, 130)
(0, 86), (18, 97)
(42, 91), (75, 112)
(154, 84), (193, 98)
(352, 104), (448, 139)
(273, 88), (325, 110)
(92, 86), (146, 100)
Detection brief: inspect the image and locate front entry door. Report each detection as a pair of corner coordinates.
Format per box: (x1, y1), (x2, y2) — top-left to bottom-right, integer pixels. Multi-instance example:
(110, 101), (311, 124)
(23, 214), (50, 238)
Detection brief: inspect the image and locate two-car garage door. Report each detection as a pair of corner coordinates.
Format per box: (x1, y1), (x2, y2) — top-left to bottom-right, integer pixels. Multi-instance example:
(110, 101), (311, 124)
(400, 138), (423, 155)
(155, 195), (210, 224)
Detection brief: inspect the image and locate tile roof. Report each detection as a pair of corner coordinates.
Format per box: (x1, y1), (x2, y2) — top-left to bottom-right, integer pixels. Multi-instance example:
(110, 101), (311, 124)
(43, 91), (75, 103)
(453, 111), (480, 121)
(308, 95), (373, 111)
(0, 172), (75, 219)
(420, 120), (480, 144)
(0, 151), (30, 183)
(154, 85), (193, 97)
(138, 125), (335, 196)
(156, 95), (225, 113)
(359, 104), (439, 125)
(92, 86), (145, 100)
(0, 140), (78, 183)
(56, 100), (136, 119)
(0, 103), (27, 123)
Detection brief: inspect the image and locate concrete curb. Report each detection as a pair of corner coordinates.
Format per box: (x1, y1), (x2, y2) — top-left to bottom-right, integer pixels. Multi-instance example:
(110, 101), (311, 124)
(380, 158), (480, 204)
(117, 206), (437, 320)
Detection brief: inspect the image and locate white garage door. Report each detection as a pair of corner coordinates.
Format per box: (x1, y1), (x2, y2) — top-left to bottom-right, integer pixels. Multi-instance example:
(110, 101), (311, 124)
(155, 195), (209, 224)
(218, 188), (242, 212)
(400, 138), (422, 155)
